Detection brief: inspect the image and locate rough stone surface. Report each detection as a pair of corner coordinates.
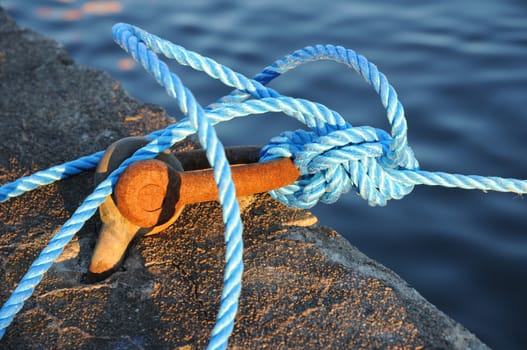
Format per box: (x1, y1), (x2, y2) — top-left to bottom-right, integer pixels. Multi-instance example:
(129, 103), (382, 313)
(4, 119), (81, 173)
(0, 8), (490, 349)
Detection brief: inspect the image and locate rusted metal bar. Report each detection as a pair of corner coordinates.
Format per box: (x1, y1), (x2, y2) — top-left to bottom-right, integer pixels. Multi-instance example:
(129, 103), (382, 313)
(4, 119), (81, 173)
(115, 156), (299, 228)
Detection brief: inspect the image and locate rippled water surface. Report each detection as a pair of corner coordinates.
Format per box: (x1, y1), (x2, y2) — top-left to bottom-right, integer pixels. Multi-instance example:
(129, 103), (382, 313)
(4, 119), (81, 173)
(3, 1), (527, 348)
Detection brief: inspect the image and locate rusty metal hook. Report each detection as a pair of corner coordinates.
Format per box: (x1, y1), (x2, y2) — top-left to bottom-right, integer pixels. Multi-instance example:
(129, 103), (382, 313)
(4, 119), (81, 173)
(85, 137), (299, 282)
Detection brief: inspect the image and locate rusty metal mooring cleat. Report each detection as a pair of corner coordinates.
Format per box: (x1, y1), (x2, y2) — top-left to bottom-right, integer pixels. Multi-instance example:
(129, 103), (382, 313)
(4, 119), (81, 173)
(85, 138), (299, 283)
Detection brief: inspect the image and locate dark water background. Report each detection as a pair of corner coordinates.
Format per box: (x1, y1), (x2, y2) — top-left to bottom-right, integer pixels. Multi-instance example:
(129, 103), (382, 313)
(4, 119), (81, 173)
(3, 1), (527, 348)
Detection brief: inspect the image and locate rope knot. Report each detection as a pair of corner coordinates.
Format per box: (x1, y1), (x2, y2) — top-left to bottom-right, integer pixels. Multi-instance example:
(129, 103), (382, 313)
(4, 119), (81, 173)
(260, 124), (419, 208)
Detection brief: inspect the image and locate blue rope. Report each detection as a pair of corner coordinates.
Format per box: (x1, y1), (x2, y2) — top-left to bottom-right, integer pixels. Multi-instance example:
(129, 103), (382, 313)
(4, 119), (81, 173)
(1, 23), (526, 349)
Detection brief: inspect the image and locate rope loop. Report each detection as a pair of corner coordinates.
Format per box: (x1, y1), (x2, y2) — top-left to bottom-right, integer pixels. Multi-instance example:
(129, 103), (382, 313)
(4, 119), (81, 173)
(261, 123), (419, 207)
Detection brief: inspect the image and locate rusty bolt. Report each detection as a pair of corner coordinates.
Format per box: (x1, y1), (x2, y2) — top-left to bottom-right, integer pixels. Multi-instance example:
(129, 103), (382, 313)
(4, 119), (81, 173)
(86, 136), (184, 282)
(115, 152), (299, 228)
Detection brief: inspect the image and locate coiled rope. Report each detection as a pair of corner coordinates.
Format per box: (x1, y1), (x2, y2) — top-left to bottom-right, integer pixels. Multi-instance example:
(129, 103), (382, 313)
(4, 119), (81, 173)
(1, 23), (526, 348)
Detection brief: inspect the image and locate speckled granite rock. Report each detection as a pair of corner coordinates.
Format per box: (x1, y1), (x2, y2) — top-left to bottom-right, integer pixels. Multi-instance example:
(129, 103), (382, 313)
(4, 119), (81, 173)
(0, 8), (490, 349)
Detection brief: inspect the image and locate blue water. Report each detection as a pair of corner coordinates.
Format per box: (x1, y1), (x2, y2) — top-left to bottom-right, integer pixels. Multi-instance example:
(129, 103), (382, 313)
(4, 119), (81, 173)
(3, 1), (527, 348)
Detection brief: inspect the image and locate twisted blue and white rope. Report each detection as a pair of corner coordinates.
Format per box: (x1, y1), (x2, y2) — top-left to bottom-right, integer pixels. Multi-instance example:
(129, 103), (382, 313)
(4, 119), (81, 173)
(1, 23), (526, 349)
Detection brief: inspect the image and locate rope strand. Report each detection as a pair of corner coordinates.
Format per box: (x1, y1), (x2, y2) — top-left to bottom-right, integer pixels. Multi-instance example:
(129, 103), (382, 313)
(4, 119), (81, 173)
(1, 23), (526, 348)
